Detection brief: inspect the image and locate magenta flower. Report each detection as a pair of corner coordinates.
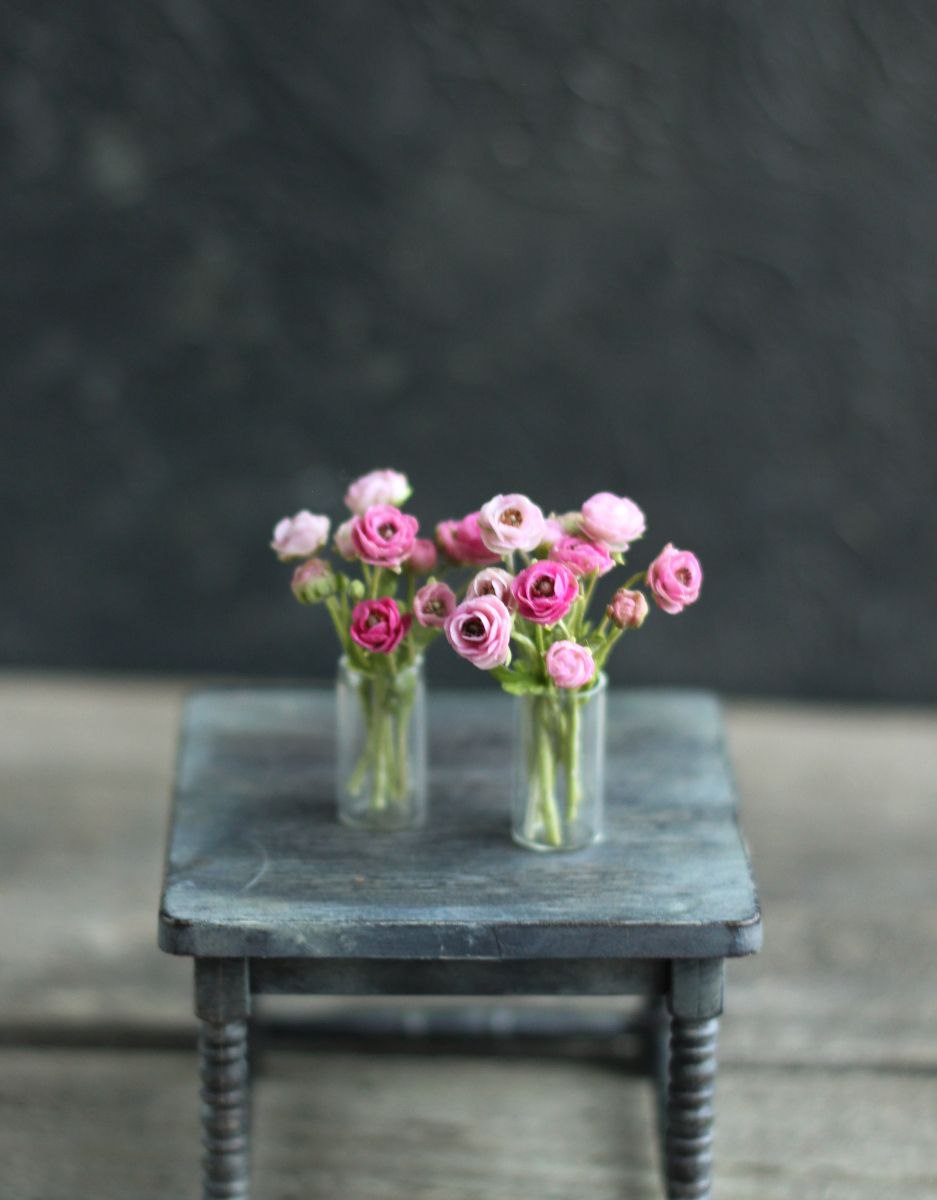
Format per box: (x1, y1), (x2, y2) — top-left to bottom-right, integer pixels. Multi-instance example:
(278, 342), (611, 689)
(413, 581), (457, 628)
(647, 544), (702, 614)
(444, 596), (512, 670)
(406, 538), (438, 574)
(549, 535), (614, 578)
(511, 560), (579, 626)
(465, 566), (516, 609)
(580, 492), (646, 552)
(349, 597), (411, 654)
(545, 640), (596, 689)
(478, 493), (546, 555)
(436, 512), (501, 566)
(351, 504), (419, 568)
(344, 468), (411, 515)
(271, 511), (331, 561)
(607, 588), (649, 630)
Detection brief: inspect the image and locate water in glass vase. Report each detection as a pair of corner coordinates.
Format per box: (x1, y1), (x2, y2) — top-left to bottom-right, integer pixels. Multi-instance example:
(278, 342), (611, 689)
(511, 673), (607, 851)
(336, 655), (427, 830)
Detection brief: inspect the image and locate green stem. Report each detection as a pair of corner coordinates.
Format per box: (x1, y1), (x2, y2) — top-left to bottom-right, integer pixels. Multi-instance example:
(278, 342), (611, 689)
(536, 699), (562, 847)
(566, 697), (582, 821)
(578, 573), (599, 635)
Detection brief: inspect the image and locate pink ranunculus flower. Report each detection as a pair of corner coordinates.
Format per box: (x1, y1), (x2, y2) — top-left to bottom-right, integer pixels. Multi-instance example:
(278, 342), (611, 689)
(646, 544), (703, 614)
(406, 538), (438, 574)
(444, 596), (512, 670)
(580, 492), (646, 552)
(436, 512), (501, 566)
(478, 493), (546, 555)
(351, 504), (419, 568)
(511, 560), (579, 626)
(465, 567), (516, 609)
(545, 640), (596, 689)
(344, 468), (412, 515)
(413, 581), (457, 628)
(606, 588), (649, 630)
(271, 511), (331, 561)
(290, 557), (335, 603)
(349, 597), (411, 654)
(334, 518), (357, 560)
(549, 535), (614, 578)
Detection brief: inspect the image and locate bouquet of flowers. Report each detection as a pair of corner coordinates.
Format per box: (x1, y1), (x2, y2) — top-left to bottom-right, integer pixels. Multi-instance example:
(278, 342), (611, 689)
(271, 469), (458, 827)
(440, 491), (703, 849)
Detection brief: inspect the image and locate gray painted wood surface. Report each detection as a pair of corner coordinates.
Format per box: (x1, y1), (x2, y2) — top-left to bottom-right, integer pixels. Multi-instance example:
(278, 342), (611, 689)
(160, 688), (761, 961)
(3, 676), (937, 1198)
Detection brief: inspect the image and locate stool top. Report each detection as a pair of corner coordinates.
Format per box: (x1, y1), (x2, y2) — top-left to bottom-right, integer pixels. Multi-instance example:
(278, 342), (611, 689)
(158, 688), (761, 961)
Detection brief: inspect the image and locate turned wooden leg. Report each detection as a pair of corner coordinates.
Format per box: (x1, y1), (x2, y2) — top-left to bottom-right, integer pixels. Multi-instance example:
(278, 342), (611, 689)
(666, 959), (723, 1200)
(199, 1019), (251, 1198)
(195, 959), (252, 1200)
(666, 1016), (718, 1198)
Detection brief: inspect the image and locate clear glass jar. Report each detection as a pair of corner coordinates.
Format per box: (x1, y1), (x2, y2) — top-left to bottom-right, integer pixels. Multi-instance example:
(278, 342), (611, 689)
(511, 673), (607, 851)
(336, 655), (427, 830)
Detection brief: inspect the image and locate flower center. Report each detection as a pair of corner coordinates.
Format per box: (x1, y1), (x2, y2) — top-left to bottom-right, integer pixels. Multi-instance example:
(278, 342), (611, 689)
(676, 567), (692, 586)
(427, 599), (444, 615)
(532, 576), (555, 597)
(499, 508), (523, 527)
(462, 617), (485, 638)
(378, 522), (397, 539)
(365, 614), (382, 628)
(477, 582), (494, 595)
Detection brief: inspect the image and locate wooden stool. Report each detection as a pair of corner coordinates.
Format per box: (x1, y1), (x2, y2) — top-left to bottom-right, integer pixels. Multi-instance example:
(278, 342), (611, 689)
(159, 688), (761, 1199)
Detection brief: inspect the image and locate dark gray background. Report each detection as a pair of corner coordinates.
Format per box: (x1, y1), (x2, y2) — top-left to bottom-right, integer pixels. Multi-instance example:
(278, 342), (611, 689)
(2, 2), (935, 699)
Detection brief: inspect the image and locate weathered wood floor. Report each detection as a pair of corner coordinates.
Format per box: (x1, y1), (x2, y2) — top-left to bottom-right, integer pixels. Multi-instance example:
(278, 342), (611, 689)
(1, 675), (936, 1199)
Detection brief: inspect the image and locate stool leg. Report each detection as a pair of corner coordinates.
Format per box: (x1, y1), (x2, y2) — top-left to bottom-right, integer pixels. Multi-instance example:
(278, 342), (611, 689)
(195, 959), (252, 1199)
(665, 1015), (718, 1199)
(199, 1019), (251, 1199)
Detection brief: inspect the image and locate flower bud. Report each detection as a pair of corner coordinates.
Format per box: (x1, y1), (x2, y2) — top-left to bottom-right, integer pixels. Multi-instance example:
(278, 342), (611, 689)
(291, 558), (336, 604)
(346, 578), (366, 601)
(606, 588), (648, 630)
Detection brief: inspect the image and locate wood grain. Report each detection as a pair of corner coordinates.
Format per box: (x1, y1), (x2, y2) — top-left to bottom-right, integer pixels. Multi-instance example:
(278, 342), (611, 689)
(160, 688), (760, 960)
(2, 1048), (937, 1200)
(2, 677), (937, 1197)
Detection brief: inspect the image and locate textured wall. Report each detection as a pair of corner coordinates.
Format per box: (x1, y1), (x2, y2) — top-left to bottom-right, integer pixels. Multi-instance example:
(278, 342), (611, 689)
(2, 2), (935, 698)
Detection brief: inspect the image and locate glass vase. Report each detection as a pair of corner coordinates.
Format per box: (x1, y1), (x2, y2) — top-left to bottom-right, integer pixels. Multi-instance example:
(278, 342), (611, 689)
(336, 655), (427, 830)
(511, 673), (607, 851)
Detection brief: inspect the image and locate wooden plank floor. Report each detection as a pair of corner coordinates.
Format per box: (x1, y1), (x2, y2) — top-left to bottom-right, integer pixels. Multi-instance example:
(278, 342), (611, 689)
(1, 674), (936, 1198)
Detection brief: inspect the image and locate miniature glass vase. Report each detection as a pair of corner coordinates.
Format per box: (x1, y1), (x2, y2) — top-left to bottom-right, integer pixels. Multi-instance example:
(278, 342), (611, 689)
(336, 655), (427, 830)
(511, 673), (607, 852)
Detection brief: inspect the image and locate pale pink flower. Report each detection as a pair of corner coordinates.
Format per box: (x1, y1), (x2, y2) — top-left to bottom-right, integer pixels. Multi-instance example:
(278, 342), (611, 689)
(351, 504), (419, 568)
(580, 492), (646, 552)
(545, 640), (596, 689)
(334, 518), (357, 560)
(444, 596), (512, 670)
(271, 511), (331, 560)
(349, 597), (411, 654)
(606, 588), (649, 630)
(538, 517), (567, 549)
(549, 535), (614, 578)
(646, 544), (703, 614)
(436, 512), (501, 566)
(406, 538), (438, 574)
(344, 468), (411, 515)
(413, 581), (457, 628)
(511, 561), (579, 626)
(465, 567), (516, 609)
(478, 493), (546, 555)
